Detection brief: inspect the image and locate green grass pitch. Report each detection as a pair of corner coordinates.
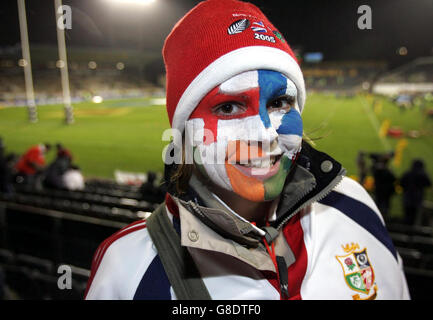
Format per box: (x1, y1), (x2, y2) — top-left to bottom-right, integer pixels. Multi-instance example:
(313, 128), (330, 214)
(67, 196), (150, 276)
(1, 93), (432, 218)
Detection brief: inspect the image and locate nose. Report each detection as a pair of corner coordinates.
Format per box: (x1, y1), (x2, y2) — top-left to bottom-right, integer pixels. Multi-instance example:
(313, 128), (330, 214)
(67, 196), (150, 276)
(254, 118), (281, 156)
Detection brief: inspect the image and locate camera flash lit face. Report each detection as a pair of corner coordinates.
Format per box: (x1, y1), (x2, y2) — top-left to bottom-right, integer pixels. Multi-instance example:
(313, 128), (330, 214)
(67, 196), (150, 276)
(186, 70), (303, 202)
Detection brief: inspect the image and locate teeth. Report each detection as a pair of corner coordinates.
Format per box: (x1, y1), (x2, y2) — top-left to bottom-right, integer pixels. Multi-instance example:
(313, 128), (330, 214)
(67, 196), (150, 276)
(251, 159), (261, 168)
(260, 158), (271, 168)
(237, 155), (280, 168)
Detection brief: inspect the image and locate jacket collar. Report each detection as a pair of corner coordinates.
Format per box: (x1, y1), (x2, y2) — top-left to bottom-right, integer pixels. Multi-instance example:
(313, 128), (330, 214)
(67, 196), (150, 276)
(167, 140), (346, 247)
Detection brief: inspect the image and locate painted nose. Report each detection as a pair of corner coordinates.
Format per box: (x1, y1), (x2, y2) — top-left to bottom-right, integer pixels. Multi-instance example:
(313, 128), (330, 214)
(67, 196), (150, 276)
(255, 118), (282, 156)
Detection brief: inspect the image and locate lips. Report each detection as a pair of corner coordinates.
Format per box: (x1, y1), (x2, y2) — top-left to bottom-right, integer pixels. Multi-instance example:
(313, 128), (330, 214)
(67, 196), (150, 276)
(224, 140), (283, 180)
(229, 154), (282, 180)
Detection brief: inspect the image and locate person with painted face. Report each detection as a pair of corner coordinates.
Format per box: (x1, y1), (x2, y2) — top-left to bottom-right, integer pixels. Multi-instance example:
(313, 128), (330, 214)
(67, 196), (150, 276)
(85, 0), (409, 300)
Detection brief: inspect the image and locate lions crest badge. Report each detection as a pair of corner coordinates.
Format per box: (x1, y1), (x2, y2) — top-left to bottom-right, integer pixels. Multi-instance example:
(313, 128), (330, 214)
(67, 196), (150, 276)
(336, 243), (378, 300)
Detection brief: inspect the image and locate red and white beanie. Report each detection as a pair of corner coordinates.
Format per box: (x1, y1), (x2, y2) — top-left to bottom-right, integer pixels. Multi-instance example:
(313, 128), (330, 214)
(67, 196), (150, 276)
(163, 0), (306, 133)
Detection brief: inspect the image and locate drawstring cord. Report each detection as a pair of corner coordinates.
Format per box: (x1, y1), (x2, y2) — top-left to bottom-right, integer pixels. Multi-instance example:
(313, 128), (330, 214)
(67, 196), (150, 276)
(263, 236), (282, 296)
(262, 221), (289, 300)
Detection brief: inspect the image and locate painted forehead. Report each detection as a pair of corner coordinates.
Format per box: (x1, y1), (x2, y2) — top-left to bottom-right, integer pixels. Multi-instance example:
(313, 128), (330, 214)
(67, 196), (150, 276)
(219, 70), (297, 99)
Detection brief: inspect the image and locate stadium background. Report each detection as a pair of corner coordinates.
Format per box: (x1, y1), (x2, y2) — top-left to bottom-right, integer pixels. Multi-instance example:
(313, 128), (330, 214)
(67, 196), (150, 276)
(0, 0), (432, 300)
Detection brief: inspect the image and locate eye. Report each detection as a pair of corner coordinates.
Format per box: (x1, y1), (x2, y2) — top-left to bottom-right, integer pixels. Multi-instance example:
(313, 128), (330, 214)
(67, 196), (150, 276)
(267, 96), (295, 112)
(212, 102), (246, 117)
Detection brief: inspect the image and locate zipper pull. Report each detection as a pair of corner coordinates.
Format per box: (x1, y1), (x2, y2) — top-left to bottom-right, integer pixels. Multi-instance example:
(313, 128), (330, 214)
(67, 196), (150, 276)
(262, 226), (279, 243)
(276, 256), (290, 299)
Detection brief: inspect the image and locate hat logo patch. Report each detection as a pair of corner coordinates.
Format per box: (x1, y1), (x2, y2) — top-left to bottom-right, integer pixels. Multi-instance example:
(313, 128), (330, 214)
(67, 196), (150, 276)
(227, 19), (250, 35)
(254, 33), (275, 43)
(251, 21), (267, 33)
(273, 30), (286, 43)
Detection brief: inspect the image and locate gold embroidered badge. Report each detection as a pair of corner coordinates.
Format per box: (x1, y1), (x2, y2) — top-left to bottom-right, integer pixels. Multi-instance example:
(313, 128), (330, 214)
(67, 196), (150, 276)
(336, 243), (378, 300)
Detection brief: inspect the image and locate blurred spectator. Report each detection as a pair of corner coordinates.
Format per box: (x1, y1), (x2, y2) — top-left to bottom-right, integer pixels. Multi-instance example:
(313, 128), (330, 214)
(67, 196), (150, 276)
(139, 171), (156, 197)
(139, 171), (164, 203)
(56, 143), (73, 160)
(371, 154), (396, 219)
(400, 159), (432, 226)
(43, 146), (72, 190)
(0, 138), (14, 195)
(15, 143), (51, 189)
(62, 165), (85, 191)
(44, 145), (85, 191)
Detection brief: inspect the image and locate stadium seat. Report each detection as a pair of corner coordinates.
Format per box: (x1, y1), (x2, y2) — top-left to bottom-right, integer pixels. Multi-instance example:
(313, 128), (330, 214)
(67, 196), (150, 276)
(15, 254), (54, 274)
(389, 232), (412, 248)
(396, 247), (422, 268)
(0, 248), (15, 265)
(411, 236), (433, 255)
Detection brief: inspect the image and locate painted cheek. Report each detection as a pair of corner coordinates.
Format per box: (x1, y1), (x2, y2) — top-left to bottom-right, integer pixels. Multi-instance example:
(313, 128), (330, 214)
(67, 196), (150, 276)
(276, 109), (303, 136)
(225, 162), (265, 202)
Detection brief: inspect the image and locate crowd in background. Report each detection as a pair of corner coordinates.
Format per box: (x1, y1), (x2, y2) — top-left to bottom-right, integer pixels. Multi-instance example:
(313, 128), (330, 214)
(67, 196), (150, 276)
(0, 138), (84, 195)
(357, 151), (432, 226)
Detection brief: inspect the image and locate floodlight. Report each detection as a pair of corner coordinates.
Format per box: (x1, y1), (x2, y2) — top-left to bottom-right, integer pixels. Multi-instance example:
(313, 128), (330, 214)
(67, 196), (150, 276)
(109, 0), (156, 5)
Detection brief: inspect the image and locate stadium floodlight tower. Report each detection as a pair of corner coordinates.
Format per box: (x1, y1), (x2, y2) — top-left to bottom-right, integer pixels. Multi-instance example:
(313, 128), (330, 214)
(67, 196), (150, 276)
(17, 0), (37, 123)
(54, 0), (74, 124)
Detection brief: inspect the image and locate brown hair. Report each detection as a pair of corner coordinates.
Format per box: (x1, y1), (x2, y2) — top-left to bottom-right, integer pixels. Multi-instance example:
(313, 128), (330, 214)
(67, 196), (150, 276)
(169, 139), (194, 195)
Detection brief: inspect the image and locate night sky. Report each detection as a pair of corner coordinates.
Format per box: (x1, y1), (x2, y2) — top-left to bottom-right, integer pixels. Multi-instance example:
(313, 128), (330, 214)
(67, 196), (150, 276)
(1, 0), (432, 65)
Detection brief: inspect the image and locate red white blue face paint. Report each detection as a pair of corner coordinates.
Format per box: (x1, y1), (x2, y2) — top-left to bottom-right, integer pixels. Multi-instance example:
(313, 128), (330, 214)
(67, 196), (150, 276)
(186, 70), (303, 202)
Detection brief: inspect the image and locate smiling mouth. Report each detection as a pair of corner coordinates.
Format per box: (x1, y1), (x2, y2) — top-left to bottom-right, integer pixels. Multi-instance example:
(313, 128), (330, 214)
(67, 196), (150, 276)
(234, 154), (282, 168)
(229, 154), (283, 180)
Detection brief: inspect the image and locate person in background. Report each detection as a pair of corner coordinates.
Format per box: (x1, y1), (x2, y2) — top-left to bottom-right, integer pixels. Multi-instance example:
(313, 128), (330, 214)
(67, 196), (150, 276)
(0, 138), (14, 195)
(62, 165), (85, 191)
(44, 144), (85, 191)
(371, 154), (396, 220)
(56, 143), (73, 161)
(400, 159), (432, 226)
(15, 143), (51, 189)
(43, 144), (72, 190)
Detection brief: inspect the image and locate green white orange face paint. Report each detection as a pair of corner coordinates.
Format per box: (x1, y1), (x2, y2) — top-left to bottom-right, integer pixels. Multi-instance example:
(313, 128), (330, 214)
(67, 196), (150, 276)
(185, 69), (303, 202)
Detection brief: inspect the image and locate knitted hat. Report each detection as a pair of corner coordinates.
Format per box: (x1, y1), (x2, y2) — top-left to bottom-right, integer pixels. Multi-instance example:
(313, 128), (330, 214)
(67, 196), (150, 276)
(163, 0), (306, 133)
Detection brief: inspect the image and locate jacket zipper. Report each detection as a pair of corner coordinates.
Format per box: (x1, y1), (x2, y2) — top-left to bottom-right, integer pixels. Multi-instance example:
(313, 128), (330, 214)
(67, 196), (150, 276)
(275, 168), (346, 231)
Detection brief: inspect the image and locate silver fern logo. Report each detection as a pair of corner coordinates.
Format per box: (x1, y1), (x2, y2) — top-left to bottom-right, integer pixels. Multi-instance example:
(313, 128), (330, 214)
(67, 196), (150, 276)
(227, 19), (250, 35)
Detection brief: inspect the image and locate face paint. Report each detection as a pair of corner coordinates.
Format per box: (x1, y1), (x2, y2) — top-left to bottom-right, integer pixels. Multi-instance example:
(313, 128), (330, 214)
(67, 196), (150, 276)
(186, 70), (303, 202)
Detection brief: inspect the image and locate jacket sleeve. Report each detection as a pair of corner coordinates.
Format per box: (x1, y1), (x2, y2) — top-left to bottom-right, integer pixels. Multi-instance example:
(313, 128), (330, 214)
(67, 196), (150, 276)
(302, 177), (410, 299)
(84, 220), (156, 300)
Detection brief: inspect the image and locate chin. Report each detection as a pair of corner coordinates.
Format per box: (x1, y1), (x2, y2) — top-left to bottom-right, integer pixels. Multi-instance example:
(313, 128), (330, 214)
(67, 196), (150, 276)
(224, 155), (291, 202)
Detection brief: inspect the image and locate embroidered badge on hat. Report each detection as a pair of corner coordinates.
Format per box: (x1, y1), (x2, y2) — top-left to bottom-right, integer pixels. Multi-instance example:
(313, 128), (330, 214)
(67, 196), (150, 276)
(227, 19), (250, 35)
(251, 21), (267, 33)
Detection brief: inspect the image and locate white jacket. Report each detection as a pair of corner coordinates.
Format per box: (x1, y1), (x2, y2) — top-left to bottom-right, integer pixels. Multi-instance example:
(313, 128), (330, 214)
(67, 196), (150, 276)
(84, 175), (409, 300)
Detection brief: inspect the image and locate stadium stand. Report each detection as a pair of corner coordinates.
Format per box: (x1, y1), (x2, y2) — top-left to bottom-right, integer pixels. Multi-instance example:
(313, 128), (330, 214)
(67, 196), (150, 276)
(387, 221), (433, 299)
(0, 177), (165, 299)
(302, 60), (388, 93)
(0, 45), (164, 106)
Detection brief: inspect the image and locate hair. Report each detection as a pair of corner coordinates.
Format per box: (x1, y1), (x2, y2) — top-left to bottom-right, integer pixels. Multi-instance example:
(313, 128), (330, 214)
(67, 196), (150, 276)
(169, 137), (194, 195)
